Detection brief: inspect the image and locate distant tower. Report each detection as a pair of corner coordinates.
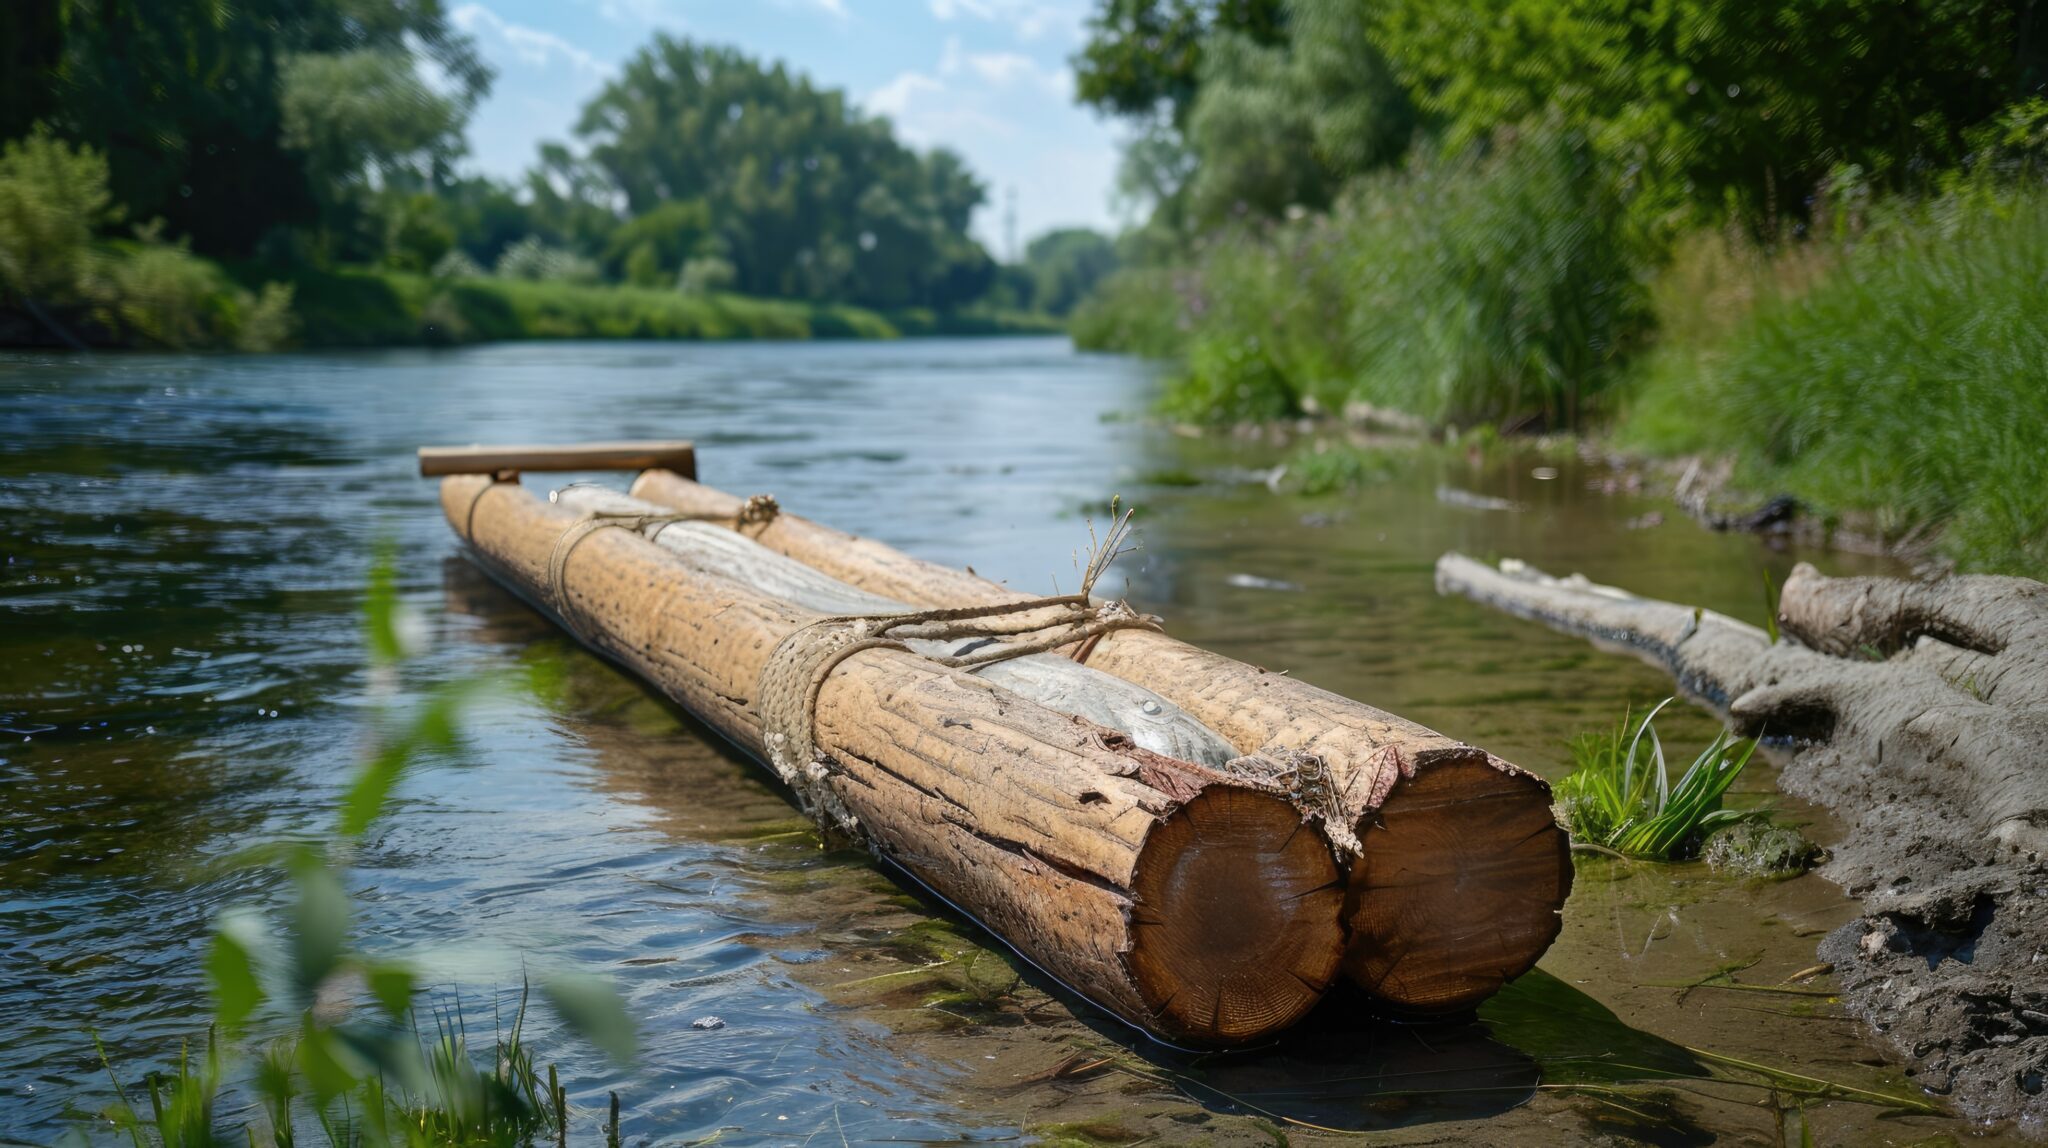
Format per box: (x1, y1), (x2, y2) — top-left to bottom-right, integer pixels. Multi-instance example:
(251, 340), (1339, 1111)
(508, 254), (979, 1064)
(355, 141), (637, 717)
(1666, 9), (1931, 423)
(1004, 185), (1018, 264)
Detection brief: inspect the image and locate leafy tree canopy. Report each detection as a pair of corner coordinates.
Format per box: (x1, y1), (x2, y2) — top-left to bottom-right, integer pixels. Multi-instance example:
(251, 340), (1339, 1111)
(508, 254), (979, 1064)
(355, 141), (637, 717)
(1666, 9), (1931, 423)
(571, 35), (992, 308)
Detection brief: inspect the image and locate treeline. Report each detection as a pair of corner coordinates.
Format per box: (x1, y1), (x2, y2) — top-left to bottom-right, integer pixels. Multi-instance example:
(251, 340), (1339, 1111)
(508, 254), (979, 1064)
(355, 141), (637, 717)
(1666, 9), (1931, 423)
(0, 1), (1114, 349)
(1069, 0), (2047, 574)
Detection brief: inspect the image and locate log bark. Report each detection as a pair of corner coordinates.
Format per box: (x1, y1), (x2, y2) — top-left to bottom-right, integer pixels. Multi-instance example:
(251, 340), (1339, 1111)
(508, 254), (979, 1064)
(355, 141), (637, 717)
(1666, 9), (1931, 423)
(439, 475), (1346, 1046)
(627, 468), (1571, 1014)
(549, 486), (1238, 767)
(1436, 551), (2048, 1128)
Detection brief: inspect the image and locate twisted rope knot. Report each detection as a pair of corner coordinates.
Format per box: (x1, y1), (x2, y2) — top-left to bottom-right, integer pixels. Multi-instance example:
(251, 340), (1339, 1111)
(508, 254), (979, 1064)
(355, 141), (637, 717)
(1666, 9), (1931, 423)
(735, 493), (780, 529)
(755, 594), (1163, 844)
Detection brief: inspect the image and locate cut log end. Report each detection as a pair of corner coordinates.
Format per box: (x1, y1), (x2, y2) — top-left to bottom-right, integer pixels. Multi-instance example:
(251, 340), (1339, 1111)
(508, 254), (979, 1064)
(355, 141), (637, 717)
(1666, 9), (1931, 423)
(1343, 760), (1570, 1014)
(1126, 786), (1345, 1045)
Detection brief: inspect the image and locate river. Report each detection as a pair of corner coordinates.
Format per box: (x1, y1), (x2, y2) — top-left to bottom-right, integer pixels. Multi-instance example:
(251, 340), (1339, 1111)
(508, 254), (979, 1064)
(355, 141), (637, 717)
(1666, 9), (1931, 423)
(0, 338), (1984, 1144)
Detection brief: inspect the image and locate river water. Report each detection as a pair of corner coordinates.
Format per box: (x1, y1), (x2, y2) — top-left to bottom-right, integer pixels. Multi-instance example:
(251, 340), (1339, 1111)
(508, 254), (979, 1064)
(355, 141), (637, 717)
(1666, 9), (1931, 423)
(0, 338), (1992, 1144)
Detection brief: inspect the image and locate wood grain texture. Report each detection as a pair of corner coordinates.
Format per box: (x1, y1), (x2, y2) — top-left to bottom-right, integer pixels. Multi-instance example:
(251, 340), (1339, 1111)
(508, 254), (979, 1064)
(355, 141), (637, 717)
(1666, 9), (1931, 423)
(438, 474), (1344, 1044)
(628, 468), (1570, 1011)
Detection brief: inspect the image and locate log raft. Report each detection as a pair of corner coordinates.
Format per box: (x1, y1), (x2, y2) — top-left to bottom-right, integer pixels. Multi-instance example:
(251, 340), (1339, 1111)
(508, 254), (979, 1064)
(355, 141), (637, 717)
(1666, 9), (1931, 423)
(437, 473), (1346, 1046)
(627, 468), (1571, 1014)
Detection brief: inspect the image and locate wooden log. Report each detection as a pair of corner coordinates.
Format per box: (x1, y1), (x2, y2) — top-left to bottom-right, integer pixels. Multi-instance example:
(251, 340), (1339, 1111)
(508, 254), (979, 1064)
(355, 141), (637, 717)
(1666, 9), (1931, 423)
(418, 441), (698, 478)
(549, 485), (1239, 766)
(439, 474), (1345, 1045)
(627, 468), (1570, 1014)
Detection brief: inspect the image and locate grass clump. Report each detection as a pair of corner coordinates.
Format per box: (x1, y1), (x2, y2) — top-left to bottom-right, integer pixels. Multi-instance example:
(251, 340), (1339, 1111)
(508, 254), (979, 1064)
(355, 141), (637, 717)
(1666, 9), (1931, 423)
(1556, 699), (1765, 861)
(1623, 188), (2048, 575)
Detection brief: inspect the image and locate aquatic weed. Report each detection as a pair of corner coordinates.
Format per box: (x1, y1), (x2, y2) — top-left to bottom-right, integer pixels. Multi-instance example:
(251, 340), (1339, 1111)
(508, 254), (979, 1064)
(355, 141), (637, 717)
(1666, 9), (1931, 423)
(1556, 699), (1765, 861)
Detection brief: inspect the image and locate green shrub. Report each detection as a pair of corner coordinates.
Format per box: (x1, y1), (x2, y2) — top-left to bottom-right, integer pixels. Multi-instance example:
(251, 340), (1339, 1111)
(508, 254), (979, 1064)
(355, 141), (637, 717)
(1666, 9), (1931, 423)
(106, 238), (229, 348)
(1069, 267), (1191, 359)
(676, 255), (736, 296)
(0, 126), (114, 303)
(1624, 190), (2048, 575)
(1089, 128), (1651, 429)
(1340, 130), (1651, 428)
(493, 236), (601, 284)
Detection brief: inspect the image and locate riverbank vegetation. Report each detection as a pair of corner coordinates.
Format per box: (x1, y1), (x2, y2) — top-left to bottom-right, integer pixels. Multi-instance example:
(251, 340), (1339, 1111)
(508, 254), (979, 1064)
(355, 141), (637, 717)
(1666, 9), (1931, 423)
(1069, 0), (2048, 573)
(0, 3), (1097, 351)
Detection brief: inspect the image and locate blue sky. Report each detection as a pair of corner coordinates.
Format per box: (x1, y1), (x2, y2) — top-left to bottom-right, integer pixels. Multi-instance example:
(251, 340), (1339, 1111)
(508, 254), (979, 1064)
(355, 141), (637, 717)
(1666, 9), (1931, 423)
(450, 0), (1124, 254)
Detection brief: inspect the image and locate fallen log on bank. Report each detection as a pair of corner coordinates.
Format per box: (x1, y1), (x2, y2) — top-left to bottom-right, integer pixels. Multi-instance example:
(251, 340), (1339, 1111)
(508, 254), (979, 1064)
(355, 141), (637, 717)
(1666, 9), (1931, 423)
(1436, 552), (2048, 1129)
(628, 468), (1571, 1015)
(437, 472), (1347, 1046)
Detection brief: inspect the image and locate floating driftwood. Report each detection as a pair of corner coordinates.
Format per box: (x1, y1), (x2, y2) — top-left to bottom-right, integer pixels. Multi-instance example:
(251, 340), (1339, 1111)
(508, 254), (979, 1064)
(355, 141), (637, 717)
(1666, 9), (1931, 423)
(629, 468), (1572, 1015)
(1436, 552), (2048, 1127)
(435, 471), (1346, 1046)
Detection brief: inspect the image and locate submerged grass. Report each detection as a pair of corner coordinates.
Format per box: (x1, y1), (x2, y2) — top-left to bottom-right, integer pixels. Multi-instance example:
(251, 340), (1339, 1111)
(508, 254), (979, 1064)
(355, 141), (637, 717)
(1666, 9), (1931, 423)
(1556, 699), (1766, 861)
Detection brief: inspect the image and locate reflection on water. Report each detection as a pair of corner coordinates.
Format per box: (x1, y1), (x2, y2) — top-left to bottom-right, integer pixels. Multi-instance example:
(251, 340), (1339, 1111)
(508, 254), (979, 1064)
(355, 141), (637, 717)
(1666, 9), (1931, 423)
(0, 340), (1975, 1144)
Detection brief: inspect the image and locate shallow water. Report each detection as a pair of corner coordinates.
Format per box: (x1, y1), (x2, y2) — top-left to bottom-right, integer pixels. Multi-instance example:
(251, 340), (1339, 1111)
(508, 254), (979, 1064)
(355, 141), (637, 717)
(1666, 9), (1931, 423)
(0, 338), (2003, 1144)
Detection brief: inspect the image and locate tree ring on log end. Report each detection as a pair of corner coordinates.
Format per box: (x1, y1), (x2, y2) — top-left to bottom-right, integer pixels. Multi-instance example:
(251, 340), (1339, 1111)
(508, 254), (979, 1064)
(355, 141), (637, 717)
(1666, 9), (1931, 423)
(1343, 759), (1570, 1014)
(1126, 786), (1346, 1045)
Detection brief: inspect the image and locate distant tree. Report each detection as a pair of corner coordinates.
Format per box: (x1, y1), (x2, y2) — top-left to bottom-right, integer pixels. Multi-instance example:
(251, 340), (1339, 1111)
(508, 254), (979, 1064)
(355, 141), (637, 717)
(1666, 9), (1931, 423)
(600, 199), (717, 283)
(571, 35), (993, 308)
(1024, 229), (1120, 315)
(281, 50), (468, 260)
(440, 176), (536, 268)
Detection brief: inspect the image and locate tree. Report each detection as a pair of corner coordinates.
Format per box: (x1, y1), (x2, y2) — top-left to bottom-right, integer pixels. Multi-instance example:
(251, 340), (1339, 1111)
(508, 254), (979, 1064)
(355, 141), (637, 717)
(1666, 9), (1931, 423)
(1024, 229), (1120, 315)
(571, 35), (992, 308)
(1369, 0), (2048, 230)
(281, 50), (468, 260)
(1073, 0), (1289, 128)
(23, 0), (489, 255)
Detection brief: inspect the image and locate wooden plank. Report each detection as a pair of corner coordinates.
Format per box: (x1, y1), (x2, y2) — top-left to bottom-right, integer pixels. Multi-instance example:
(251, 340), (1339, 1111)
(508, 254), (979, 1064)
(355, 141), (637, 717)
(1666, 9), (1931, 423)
(417, 441), (697, 478)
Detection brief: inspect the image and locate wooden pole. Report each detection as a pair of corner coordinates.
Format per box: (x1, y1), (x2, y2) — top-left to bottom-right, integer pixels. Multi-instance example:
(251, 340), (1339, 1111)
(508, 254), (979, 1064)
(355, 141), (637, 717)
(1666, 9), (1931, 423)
(628, 469), (1570, 1014)
(418, 441), (698, 478)
(439, 474), (1345, 1045)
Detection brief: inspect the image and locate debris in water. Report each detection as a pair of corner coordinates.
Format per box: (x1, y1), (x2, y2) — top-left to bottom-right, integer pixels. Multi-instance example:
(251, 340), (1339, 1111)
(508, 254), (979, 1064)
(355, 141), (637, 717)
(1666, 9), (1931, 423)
(1626, 512), (1665, 530)
(1225, 573), (1301, 592)
(691, 1015), (725, 1030)
(1435, 486), (1522, 512)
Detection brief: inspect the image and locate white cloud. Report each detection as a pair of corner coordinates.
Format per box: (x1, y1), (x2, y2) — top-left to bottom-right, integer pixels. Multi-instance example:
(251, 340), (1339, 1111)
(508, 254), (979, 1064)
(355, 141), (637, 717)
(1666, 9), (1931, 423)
(771, 0), (850, 20)
(453, 4), (609, 77)
(928, 0), (1077, 42)
(936, 36), (1068, 95)
(865, 71), (943, 119)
